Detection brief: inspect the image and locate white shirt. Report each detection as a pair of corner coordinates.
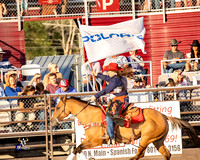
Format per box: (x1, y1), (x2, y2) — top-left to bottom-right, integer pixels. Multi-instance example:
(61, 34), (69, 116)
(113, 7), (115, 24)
(103, 56), (128, 68)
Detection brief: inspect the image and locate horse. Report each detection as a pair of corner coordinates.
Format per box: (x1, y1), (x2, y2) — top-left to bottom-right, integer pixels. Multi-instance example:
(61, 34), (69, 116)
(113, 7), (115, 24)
(51, 96), (200, 160)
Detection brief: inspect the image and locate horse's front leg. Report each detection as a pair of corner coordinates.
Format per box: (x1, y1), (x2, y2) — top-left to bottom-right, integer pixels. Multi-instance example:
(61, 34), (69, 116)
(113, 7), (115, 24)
(67, 138), (103, 160)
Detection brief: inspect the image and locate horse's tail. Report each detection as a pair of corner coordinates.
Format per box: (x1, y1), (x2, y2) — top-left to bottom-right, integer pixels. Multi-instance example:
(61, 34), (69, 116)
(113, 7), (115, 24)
(167, 116), (200, 146)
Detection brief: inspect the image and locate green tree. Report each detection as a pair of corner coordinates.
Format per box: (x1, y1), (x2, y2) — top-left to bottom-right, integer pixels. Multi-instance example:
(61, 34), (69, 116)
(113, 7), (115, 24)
(24, 21), (57, 60)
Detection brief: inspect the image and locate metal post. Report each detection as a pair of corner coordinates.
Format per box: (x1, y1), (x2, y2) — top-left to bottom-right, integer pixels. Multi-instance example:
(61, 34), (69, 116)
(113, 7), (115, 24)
(163, 0), (166, 23)
(150, 61), (153, 87)
(16, 0), (21, 31)
(132, 0), (135, 19)
(44, 94), (49, 160)
(84, 0), (89, 25)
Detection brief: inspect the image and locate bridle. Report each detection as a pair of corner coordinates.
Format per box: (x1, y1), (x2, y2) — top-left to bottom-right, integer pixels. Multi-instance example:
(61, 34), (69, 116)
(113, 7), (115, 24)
(54, 98), (91, 123)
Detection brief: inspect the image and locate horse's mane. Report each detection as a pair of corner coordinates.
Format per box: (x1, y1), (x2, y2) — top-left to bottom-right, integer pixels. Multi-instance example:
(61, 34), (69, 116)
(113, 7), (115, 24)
(69, 96), (101, 108)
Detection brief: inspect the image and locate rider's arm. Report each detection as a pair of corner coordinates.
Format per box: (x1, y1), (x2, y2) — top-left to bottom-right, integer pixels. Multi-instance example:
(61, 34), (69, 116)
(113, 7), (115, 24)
(96, 73), (112, 82)
(94, 77), (122, 99)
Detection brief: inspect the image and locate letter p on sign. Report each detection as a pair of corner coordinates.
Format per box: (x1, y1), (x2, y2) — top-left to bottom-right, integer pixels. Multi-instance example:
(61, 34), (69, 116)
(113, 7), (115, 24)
(96, 0), (119, 12)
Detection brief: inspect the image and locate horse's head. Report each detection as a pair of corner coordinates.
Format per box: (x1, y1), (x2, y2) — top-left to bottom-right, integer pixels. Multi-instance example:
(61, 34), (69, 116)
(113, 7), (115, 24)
(51, 95), (71, 126)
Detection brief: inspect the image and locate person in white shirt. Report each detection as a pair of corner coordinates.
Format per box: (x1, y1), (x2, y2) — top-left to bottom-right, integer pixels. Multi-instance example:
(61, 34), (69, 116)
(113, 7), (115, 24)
(81, 61), (102, 91)
(103, 55), (128, 69)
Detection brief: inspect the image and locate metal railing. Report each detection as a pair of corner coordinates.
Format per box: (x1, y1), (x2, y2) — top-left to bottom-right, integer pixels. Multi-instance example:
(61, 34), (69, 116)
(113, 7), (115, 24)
(161, 58), (200, 75)
(1, 0), (200, 28)
(0, 88), (200, 159)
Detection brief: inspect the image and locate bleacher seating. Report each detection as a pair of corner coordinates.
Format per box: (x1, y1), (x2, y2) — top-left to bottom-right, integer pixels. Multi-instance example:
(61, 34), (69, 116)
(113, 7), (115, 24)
(0, 100), (11, 127)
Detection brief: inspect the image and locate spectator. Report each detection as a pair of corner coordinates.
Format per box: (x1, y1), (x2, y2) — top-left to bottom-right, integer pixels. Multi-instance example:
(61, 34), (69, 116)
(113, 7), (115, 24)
(164, 78), (176, 100)
(55, 79), (77, 105)
(46, 73), (59, 94)
(163, 39), (185, 73)
(103, 55), (128, 69)
(28, 73), (42, 87)
(43, 63), (63, 87)
(0, 85), (5, 98)
(15, 85), (40, 130)
(0, 0), (7, 17)
(173, 70), (191, 111)
(185, 40), (200, 72)
(19, 0), (28, 16)
(4, 73), (22, 102)
(0, 47), (13, 71)
(127, 50), (145, 75)
(35, 82), (50, 95)
(34, 82), (50, 131)
(5, 70), (23, 90)
(130, 75), (145, 89)
(81, 61), (102, 91)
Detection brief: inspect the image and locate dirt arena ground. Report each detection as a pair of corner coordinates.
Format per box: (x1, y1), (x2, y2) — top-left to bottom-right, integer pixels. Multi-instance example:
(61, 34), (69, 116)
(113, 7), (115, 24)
(1, 148), (199, 160)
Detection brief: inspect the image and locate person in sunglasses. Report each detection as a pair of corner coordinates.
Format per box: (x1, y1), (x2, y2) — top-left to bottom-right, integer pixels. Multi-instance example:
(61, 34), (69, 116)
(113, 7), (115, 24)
(162, 39), (185, 73)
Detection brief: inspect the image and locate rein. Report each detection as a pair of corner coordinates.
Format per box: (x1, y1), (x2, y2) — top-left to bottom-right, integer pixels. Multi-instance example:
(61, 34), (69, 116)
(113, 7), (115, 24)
(74, 101), (91, 117)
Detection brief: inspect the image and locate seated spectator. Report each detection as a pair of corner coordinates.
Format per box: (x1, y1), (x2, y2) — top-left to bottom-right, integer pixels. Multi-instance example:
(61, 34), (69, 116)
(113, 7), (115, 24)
(163, 39), (185, 73)
(43, 63), (63, 87)
(0, 0), (7, 17)
(15, 85), (41, 130)
(0, 85), (5, 98)
(34, 82), (50, 131)
(173, 70), (191, 101)
(4, 73), (22, 102)
(35, 82), (50, 95)
(185, 40), (200, 72)
(164, 78), (176, 100)
(103, 55), (128, 69)
(46, 73), (59, 94)
(81, 61), (102, 91)
(5, 70), (23, 90)
(127, 50), (145, 75)
(28, 73), (42, 87)
(55, 79), (77, 105)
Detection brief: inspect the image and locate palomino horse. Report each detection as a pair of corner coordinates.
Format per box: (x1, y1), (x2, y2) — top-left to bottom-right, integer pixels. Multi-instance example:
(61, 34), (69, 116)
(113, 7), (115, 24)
(51, 96), (200, 160)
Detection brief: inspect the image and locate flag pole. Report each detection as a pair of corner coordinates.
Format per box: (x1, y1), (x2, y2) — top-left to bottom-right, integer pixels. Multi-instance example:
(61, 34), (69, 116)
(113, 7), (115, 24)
(89, 63), (106, 115)
(89, 63), (99, 92)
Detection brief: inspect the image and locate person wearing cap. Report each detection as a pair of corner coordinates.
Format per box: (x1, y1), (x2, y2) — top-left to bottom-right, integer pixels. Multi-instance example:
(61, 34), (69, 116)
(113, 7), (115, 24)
(163, 39), (185, 73)
(55, 79), (77, 105)
(0, 47), (13, 70)
(185, 40), (200, 72)
(90, 63), (129, 145)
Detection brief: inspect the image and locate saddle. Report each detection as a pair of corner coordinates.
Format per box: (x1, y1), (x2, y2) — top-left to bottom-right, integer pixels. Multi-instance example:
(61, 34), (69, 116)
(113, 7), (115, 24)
(123, 105), (144, 127)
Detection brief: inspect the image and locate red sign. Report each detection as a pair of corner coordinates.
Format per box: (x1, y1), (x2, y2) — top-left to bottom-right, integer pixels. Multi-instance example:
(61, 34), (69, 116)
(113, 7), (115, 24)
(96, 0), (120, 12)
(38, 0), (62, 5)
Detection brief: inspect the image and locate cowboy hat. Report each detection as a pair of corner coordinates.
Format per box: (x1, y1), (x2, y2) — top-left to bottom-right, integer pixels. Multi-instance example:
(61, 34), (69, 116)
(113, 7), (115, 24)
(189, 40), (200, 46)
(103, 63), (123, 72)
(0, 47), (5, 54)
(170, 39), (181, 46)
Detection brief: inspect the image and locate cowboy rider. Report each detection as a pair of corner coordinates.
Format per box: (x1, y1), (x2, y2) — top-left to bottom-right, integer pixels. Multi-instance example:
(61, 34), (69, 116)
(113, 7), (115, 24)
(90, 63), (129, 145)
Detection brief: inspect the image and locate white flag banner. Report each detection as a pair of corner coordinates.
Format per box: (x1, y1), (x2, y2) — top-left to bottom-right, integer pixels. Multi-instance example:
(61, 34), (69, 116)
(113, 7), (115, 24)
(79, 17), (146, 62)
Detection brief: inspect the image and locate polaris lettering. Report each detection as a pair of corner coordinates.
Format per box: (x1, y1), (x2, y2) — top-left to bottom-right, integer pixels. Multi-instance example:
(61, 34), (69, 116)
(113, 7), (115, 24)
(82, 33), (143, 43)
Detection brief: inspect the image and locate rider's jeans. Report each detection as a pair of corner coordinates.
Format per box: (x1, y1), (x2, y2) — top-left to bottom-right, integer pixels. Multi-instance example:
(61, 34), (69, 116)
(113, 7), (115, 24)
(106, 116), (114, 139)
